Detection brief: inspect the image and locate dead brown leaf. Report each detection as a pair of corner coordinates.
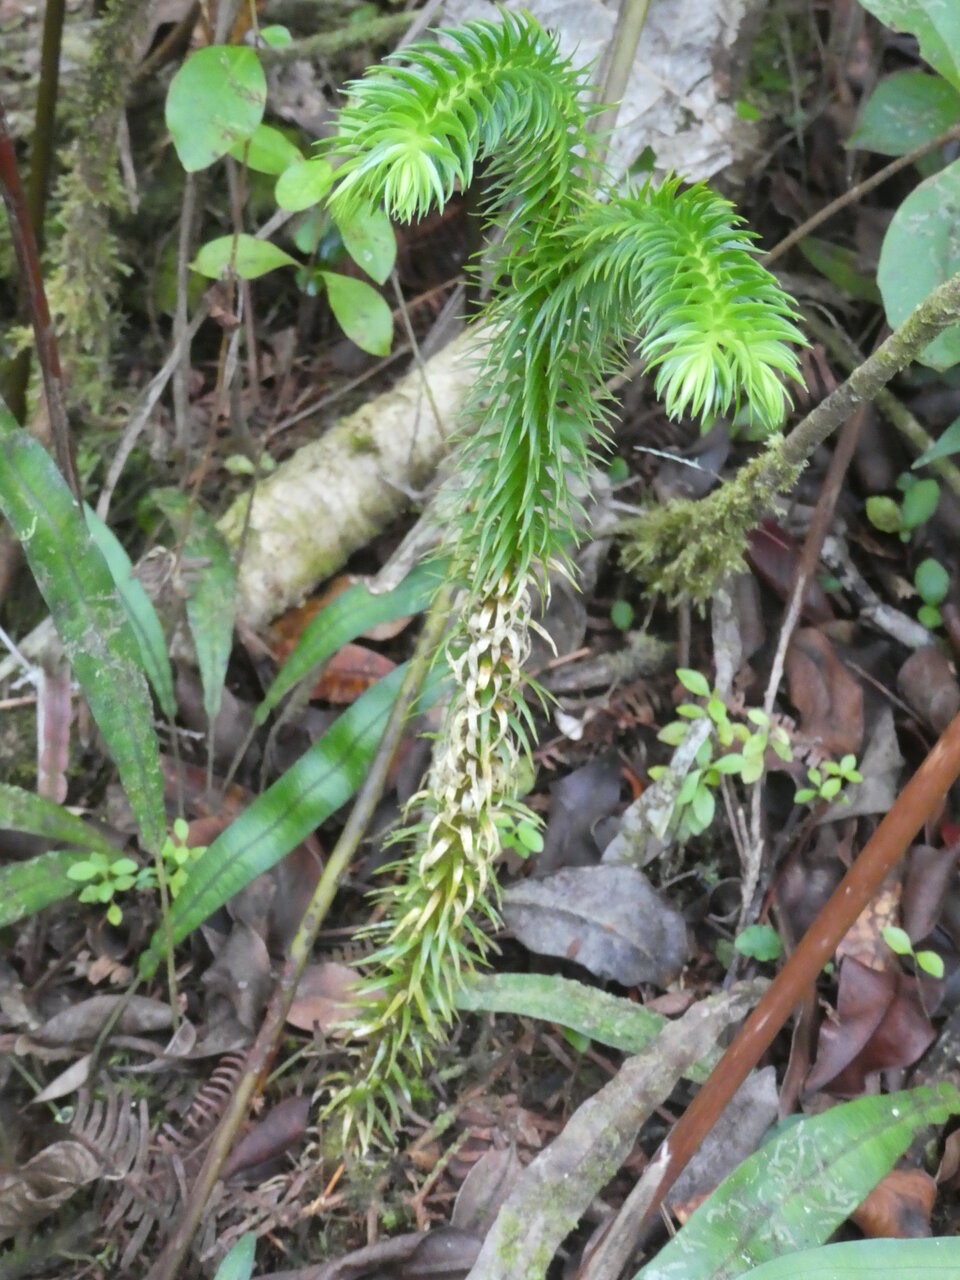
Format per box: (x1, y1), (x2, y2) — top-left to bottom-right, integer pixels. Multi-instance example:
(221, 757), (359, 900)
(785, 629), (864, 757)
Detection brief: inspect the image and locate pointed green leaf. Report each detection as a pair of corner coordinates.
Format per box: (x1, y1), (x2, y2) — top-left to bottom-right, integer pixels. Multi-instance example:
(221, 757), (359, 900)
(634, 1085), (960, 1280)
(335, 206), (397, 285)
(857, 0), (960, 91)
(84, 506), (176, 720)
(154, 490), (237, 726)
(740, 1237), (960, 1280)
(0, 402), (165, 852)
(255, 560), (443, 726)
(0, 783), (120, 857)
(320, 271), (393, 356)
(192, 234), (298, 280)
(228, 123), (302, 174)
(0, 848), (98, 927)
(141, 662), (446, 976)
(913, 413), (960, 467)
(212, 1232), (256, 1280)
(166, 46), (267, 172)
(849, 71), (960, 156)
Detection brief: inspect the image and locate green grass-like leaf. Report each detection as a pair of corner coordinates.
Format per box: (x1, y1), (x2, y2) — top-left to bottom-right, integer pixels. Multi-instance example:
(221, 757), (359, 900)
(0, 400), (165, 853)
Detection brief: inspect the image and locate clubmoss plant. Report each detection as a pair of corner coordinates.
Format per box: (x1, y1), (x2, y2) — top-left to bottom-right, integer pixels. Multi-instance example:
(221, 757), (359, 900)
(317, 12), (804, 1138)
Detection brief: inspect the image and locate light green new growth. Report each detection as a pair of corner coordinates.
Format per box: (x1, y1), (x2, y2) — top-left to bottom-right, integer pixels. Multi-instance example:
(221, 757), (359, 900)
(319, 12), (804, 1139)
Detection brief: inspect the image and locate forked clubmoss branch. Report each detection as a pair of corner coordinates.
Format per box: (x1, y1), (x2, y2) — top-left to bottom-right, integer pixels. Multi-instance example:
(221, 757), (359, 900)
(317, 11), (804, 1141)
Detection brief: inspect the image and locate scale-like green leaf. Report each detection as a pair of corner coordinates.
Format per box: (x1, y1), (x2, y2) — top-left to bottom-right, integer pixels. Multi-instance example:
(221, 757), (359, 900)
(140, 663), (427, 976)
(84, 507), (176, 720)
(634, 1085), (960, 1280)
(166, 46), (266, 172)
(0, 849), (95, 927)
(255, 560), (443, 727)
(154, 490), (237, 727)
(0, 403), (165, 853)
(0, 782), (119, 857)
(740, 1237), (960, 1280)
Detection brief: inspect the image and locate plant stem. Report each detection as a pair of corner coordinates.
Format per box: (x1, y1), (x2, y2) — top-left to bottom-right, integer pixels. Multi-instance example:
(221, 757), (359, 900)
(145, 585), (452, 1280)
(591, 0), (652, 144)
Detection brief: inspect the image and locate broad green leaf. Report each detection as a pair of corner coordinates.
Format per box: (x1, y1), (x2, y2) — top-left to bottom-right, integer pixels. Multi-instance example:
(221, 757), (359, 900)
(858, 0), (960, 90)
(320, 271), (393, 356)
(456, 973), (715, 1082)
(634, 1085), (960, 1280)
(211, 1232), (256, 1280)
(864, 493), (903, 533)
(154, 490), (237, 727)
(914, 555), (949, 603)
(228, 123), (303, 175)
(275, 157), (335, 212)
(901, 476), (940, 527)
(878, 158), (960, 370)
(166, 46), (266, 172)
(0, 402), (165, 853)
(141, 662), (445, 976)
(0, 849), (96, 927)
(192, 234), (297, 281)
(741, 1237), (960, 1280)
(255, 560), (443, 726)
(335, 206), (397, 285)
(676, 668), (710, 698)
(0, 783), (120, 858)
(84, 507), (176, 720)
(849, 71), (960, 155)
(259, 25), (291, 48)
(913, 413), (960, 465)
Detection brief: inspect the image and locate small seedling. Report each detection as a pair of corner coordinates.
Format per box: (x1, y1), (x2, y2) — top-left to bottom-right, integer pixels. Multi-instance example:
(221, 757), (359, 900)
(882, 925), (945, 979)
(795, 753), (862, 805)
(865, 475), (939, 542)
(651, 669), (794, 840)
(914, 556), (949, 630)
(734, 922), (783, 963)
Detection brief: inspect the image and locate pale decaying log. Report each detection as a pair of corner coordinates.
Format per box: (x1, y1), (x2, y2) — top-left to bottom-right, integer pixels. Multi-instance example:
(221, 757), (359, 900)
(218, 328), (483, 631)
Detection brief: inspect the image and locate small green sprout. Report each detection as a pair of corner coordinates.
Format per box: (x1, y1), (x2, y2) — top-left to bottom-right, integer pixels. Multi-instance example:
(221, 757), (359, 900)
(734, 923), (783, 963)
(866, 474), (939, 542)
(914, 557), (949, 631)
(882, 925), (944, 979)
(651, 670), (794, 840)
(794, 753), (862, 805)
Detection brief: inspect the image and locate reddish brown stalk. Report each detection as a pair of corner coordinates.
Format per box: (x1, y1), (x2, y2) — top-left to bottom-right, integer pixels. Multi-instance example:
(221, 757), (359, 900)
(641, 708), (960, 1232)
(0, 99), (81, 500)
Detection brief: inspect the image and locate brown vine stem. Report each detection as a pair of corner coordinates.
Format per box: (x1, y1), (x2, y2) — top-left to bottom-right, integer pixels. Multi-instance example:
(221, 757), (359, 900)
(0, 99), (81, 501)
(146, 584), (452, 1280)
(583, 708), (960, 1280)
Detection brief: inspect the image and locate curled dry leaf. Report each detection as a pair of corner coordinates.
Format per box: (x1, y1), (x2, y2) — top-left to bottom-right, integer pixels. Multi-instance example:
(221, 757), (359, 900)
(286, 961), (366, 1035)
(785, 628), (864, 758)
(537, 757), (623, 874)
(806, 957), (936, 1096)
(0, 1141), (102, 1239)
(220, 1094), (311, 1182)
(851, 1167), (937, 1239)
(502, 864), (689, 987)
(25, 994), (173, 1047)
(898, 646), (960, 735)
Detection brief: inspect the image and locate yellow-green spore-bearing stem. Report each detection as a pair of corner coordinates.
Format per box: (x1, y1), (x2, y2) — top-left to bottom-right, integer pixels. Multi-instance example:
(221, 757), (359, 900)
(316, 11), (804, 1142)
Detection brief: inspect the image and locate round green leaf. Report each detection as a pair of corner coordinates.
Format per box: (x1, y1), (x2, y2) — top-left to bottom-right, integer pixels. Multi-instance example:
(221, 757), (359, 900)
(192, 234), (297, 280)
(914, 556), (950, 604)
(275, 157), (335, 211)
(900, 477), (940, 529)
(228, 123), (303, 175)
(320, 271), (393, 356)
(878, 158), (960, 370)
(259, 25), (292, 47)
(735, 924), (782, 962)
(676, 668), (710, 698)
(864, 494), (902, 534)
(849, 72), (960, 156)
(166, 46), (266, 173)
(335, 206), (397, 285)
